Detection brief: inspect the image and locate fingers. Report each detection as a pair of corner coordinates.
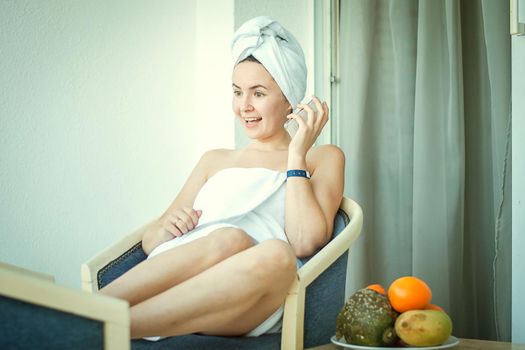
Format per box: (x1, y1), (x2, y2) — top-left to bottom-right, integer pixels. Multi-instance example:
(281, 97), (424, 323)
(310, 96), (328, 127)
(182, 207), (201, 227)
(293, 95), (329, 134)
(164, 220), (180, 237)
(164, 207), (202, 238)
(292, 103), (313, 132)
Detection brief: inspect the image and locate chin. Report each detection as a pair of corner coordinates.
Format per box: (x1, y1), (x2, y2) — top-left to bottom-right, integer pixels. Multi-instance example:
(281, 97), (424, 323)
(244, 132), (260, 140)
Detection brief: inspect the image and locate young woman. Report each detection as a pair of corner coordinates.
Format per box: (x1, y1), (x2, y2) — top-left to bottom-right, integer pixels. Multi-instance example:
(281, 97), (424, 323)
(100, 16), (344, 339)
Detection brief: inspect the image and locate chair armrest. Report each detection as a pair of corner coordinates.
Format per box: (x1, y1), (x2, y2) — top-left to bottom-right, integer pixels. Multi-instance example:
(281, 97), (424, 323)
(81, 220), (156, 292)
(281, 197), (363, 350)
(1, 264), (130, 350)
(0, 261), (55, 283)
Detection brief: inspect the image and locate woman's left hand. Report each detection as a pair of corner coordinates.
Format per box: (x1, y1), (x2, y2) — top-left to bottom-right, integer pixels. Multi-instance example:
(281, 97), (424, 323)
(287, 96), (329, 158)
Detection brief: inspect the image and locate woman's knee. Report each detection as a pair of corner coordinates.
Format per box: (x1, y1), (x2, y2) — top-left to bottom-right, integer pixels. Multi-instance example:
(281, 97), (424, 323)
(250, 239), (297, 280)
(208, 227), (254, 258)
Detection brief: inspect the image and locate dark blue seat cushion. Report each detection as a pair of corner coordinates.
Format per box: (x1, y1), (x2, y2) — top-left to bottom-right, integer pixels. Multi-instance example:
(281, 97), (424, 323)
(97, 209), (350, 349)
(0, 295), (104, 350)
(132, 333), (280, 350)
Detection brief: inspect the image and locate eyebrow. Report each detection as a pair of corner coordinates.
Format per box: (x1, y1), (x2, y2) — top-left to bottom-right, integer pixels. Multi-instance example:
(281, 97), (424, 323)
(232, 83), (269, 90)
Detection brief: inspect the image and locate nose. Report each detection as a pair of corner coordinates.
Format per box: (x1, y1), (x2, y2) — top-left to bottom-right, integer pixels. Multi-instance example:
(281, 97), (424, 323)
(240, 95), (254, 112)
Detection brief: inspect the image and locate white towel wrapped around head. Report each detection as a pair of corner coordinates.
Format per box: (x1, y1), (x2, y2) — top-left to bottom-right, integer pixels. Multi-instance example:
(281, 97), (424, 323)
(231, 16), (307, 108)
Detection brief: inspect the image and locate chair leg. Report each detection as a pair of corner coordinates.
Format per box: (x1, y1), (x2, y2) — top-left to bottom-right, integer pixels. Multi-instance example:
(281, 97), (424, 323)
(104, 322), (130, 350)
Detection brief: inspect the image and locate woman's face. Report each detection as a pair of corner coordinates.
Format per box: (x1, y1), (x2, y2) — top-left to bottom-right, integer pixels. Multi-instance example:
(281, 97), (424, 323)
(232, 61), (292, 140)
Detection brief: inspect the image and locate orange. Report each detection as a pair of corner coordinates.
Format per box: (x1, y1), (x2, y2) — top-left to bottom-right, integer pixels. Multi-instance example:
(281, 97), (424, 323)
(388, 276), (432, 313)
(425, 303), (445, 312)
(366, 284), (386, 295)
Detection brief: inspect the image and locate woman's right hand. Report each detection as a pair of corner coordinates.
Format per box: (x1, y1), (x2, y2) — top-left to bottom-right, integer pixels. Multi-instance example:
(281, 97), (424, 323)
(163, 207), (202, 238)
(287, 95), (329, 159)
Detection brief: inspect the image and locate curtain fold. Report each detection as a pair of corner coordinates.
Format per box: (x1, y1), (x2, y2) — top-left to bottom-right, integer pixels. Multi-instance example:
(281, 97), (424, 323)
(338, 0), (511, 340)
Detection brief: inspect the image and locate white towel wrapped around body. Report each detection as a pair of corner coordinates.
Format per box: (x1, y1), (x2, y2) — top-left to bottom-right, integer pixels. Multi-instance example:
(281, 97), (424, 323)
(145, 167), (291, 340)
(148, 167), (288, 259)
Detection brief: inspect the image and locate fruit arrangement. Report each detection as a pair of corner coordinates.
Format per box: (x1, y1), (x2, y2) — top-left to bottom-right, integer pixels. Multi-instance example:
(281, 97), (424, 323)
(335, 276), (453, 347)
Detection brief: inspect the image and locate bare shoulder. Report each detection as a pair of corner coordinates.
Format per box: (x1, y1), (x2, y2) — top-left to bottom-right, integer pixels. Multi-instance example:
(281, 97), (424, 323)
(198, 148), (238, 177)
(171, 148), (236, 206)
(307, 144), (345, 171)
(200, 148), (234, 162)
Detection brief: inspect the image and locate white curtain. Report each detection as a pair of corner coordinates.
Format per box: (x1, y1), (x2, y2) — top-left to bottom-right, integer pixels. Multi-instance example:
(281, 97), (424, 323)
(338, 0), (511, 340)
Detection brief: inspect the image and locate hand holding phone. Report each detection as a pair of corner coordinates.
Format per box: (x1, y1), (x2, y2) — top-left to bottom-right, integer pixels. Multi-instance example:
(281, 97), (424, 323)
(284, 99), (318, 137)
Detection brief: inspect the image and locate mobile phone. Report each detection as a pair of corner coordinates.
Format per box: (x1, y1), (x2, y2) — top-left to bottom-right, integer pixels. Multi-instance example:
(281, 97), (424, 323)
(284, 99), (318, 136)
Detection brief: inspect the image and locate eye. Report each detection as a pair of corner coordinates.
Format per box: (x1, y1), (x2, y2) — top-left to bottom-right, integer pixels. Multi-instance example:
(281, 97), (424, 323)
(233, 90), (242, 97)
(254, 91), (265, 97)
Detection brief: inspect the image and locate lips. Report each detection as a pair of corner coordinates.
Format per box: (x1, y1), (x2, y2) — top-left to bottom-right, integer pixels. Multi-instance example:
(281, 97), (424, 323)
(243, 117), (262, 125)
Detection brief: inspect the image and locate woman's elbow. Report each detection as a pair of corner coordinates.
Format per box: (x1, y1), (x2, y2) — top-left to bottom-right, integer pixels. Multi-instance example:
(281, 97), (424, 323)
(293, 233), (329, 258)
(294, 244), (318, 258)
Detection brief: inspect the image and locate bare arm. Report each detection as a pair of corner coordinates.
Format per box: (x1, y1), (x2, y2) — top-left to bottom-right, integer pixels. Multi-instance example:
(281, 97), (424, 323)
(285, 145), (344, 257)
(284, 97), (345, 257)
(141, 150), (219, 255)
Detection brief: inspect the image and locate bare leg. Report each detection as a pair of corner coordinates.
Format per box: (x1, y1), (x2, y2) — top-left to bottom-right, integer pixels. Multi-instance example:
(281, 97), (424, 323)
(129, 239), (297, 338)
(99, 227), (254, 306)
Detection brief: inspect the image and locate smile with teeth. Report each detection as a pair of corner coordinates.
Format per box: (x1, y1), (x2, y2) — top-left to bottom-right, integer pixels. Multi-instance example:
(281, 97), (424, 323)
(244, 117), (262, 123)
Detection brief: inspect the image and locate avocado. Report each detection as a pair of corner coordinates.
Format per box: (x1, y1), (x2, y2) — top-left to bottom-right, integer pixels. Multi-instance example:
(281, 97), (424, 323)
(336, 288), (399, 346)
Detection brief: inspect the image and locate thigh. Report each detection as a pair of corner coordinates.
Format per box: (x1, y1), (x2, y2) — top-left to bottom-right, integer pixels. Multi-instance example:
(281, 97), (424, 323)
(129, 239), (297, 338)
(100, 226), (254, 305)
(200, 239), (297, 336)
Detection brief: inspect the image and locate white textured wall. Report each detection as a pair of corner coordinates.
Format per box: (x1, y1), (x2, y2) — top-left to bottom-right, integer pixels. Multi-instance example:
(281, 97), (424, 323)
(0, 0), (234, 288)
(233, 0), (315, 147)
(194, 0), (236, 154)
(512, 34), (525, 344)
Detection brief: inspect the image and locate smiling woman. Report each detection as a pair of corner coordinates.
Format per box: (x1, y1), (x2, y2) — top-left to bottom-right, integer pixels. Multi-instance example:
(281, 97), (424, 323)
(232, 57), (292, 139)
(99, 16), (345, 340)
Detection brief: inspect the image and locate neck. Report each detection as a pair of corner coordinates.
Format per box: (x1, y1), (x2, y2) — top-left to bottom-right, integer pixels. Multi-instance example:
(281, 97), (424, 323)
(246, 131), (291, 152)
